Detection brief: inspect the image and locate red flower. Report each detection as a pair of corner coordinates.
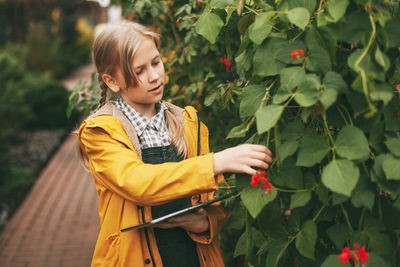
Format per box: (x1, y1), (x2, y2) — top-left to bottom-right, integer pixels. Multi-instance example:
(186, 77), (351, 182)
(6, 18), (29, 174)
(249, 170), (272, 194)
(291, 49), (305, 60)
(339, 244), (369, 264)
(220, 55), (232, 72)
(176, 20), (180, 28)
(357, 246), (369, 263)
(291, 50), (298, 60)
(338, 247), (350, 263)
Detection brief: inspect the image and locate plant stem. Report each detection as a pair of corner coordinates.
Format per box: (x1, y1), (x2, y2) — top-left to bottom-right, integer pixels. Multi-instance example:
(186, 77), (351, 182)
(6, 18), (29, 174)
(313, 204), (326, 222)
(321, 110), (336, 159)
(358, 208), (367, 230)
(353, 13), (377, 118)
(273, 186), (313, 193)
(338, 104), (354, 126)
(245, 211), (253, 264)
(341, 204), (354, 232)
(336, 105), (349, 125)
(244, 5), (259, 15)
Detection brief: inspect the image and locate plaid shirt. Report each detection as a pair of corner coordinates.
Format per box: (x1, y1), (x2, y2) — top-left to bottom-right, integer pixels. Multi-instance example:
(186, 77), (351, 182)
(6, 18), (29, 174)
(115, 97), (170, 149)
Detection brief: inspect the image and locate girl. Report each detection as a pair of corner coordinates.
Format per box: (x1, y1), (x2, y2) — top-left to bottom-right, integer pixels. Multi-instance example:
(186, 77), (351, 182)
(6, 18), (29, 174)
(77, 21), (272, 267)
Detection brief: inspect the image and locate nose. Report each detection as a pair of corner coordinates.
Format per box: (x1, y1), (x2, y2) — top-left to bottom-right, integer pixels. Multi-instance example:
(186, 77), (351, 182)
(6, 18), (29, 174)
(148, 67), (160, 83)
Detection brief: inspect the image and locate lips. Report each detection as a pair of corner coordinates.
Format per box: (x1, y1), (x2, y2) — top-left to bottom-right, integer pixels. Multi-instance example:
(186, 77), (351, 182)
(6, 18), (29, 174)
(149, 83), (163, 92)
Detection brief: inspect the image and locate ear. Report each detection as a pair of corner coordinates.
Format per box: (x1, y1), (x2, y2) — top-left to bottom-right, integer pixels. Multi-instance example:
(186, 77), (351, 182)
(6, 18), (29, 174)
(102, 74), (121, 93)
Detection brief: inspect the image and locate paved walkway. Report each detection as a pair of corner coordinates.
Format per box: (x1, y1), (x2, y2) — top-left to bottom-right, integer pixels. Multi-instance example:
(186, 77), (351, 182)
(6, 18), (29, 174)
(0, 64), (100, 267)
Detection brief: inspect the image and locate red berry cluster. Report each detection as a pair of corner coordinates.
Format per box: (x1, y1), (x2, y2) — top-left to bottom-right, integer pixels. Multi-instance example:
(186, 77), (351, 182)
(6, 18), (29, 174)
(250, 170), (272, 194)
(291, 49), (305, 60)
(220, 55), (231, 72)
(339, 243), (369, 264)
(175, 20), (180, 28)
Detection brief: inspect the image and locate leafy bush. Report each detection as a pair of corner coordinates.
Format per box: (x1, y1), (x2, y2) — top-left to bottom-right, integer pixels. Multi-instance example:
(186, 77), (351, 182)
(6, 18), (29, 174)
(76, 0), (400, 266)
(0, 44), (81, 226)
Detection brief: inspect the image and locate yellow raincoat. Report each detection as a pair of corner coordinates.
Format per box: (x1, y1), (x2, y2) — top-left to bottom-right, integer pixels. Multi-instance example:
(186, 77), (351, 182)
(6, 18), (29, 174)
(78, 102), (228, 267)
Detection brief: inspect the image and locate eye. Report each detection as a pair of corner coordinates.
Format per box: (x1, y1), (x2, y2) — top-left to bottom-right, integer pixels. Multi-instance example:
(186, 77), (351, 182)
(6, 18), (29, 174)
(135, 68), (143, 75)
(152, 60), (160, 66)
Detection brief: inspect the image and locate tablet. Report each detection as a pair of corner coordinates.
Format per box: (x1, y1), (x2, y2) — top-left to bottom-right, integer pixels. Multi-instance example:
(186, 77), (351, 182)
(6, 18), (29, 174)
(120, 191), (236, 232)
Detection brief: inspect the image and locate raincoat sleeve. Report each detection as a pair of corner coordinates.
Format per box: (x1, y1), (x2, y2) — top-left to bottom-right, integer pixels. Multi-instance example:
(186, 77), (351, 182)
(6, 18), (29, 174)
(78, 117), (219, 206)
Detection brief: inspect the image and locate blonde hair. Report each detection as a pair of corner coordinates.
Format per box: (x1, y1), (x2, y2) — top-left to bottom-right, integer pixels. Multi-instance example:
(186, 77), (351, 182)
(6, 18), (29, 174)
(79, 21), (187, 166)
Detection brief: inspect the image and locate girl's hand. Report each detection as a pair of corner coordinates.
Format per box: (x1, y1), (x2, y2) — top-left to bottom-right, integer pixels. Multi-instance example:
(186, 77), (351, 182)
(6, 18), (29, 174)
(213, 144), (273, 176)
(154, 208), (209, 234)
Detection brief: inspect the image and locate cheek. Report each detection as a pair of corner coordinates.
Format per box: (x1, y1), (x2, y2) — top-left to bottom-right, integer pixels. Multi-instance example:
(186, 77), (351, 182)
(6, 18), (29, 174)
(158, 63), (165, 75)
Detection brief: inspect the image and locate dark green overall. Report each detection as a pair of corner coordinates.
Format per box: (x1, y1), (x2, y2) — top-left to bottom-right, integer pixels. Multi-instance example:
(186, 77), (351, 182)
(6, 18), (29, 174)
(142, 145), (201, 267)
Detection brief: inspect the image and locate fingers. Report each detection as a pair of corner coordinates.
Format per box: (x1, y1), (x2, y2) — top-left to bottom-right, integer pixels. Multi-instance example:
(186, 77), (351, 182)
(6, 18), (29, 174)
(251, 151), (273, 164)
(241, 144), (272, 157)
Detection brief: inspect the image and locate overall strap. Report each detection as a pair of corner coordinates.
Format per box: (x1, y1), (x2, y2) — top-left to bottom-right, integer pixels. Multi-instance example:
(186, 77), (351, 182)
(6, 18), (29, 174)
(197, 112), (201, 156)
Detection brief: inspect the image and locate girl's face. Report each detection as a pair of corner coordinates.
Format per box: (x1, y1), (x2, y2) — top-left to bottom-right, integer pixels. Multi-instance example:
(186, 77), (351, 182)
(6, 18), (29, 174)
(115, 37), (165, 117)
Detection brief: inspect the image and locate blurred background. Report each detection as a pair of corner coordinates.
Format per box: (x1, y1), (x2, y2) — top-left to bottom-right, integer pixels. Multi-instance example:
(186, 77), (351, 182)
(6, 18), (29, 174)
(0, 0), (117, 231)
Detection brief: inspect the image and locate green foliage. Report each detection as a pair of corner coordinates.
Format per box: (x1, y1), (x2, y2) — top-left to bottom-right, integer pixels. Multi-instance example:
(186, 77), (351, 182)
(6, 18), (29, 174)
(0, 44), (79, 224)
(72, 0), (400, 266)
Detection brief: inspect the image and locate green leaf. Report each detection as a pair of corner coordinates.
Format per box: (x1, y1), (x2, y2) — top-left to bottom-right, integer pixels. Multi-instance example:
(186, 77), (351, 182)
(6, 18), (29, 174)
(235, 48), (252, 75)
(265, 240), (290, 267)
(253, 38), (287, 77)
(257, 202), (288, 239)
(323, 71), (348, 94)
(272, 85), (292, 104)
(233, 228), (265, 257)
(204, 89), (219, 106)
(281, 121), (305, 141)
(382, 156), (400, 180)
(278, 141), (299, 162)
(351, 189), (375, 210)
(256, 105), (285, 134)
(384, 137), (400, 157)
(305, 44), (332, 73)
(347, 49), (383, 77)
(385, 17), (400, 47)
(210, 0), (235, 9)
(335, 126), (370, 160)
(287, 7), (310, 30)
(279, 67), (306, 91)
(365, 253), (391, 267)
(240, 84), (265, 118)
(290, 191), (311, 209)
(295, 220), (317, 260)
(248, 12), (274, 45)
(326, 224), (350, 248)
(294, 75), (320, 107)
(241, 186), (277, 218)
(226, 123), (247, 139)
(370, 83), (393, 106)
(374, 47), (390, 71)
(296, 131), (331, 167)
(383, 103), (400, 132)
(271, 157), (304, 189)
(195, 11), (224, 44)
(336, 11), (370, 44)
(372, 154), (392, 180)
(319, 88), (337, 110)
(321, 159), (359, 197)
(321, 255), (352, 267)
(288, 0), (317, 14)
(316, 184), (330, 205)
(327, 0), (349, 22)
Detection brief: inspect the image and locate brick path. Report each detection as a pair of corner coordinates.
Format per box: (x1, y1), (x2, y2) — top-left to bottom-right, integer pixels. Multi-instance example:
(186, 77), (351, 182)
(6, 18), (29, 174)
(0, 64), (100, 267)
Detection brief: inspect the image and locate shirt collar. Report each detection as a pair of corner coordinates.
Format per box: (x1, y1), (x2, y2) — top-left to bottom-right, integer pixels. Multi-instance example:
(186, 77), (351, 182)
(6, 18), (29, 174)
(116, 97), (167, 137)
